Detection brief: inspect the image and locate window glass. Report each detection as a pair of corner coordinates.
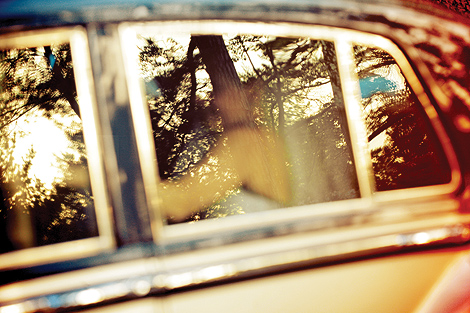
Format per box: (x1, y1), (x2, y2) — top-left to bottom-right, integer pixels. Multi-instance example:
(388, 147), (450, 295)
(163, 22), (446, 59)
(0, 44), (98, 253)
(137, 34), (359, 223)
(354, 45), (451, 191)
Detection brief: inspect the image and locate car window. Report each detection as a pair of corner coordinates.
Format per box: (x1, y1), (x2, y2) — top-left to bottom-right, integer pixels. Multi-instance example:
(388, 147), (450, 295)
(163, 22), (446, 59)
(0, 42), (98, 253)
(136, 34), (360, 223)
(354, 45), (452, 191)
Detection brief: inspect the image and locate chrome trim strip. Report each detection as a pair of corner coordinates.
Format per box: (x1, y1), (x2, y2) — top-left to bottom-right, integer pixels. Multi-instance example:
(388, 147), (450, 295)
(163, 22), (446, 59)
(118, 25), (163, 242)
(0, 237), (107, 271)
(1, 214), (470, 312)
(70, 26), (115, 250)
(335, 39), (374, 199)
(0, 27), (115, 270)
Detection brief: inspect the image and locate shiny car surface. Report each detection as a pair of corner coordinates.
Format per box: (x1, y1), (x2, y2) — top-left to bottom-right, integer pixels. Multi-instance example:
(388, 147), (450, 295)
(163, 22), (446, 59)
(0, 0), (470, 312)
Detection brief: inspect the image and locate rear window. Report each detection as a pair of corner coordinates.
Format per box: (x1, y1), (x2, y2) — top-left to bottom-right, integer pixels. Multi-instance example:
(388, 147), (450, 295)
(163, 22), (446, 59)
(354, 45), (452, 191)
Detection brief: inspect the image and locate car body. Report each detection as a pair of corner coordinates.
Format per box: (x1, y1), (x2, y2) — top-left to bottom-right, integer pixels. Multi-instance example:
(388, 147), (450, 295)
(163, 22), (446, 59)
(0, 0), (470, 312)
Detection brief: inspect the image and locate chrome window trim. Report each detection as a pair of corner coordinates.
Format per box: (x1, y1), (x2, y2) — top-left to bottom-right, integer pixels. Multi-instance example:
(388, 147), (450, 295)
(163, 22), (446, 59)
(335, 38), (375, 199)
(119, 25), (164, 241)
(120, 21), (461, 243)
(0, 27), (115, 270)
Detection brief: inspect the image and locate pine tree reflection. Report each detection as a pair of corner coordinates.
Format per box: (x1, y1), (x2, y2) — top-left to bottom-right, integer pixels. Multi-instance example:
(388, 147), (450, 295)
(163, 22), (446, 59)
(139, 34), (359, 223)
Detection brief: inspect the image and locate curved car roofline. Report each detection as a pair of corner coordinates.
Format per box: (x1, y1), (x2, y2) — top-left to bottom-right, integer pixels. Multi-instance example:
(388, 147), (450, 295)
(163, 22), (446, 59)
(0, 0), (467, 32)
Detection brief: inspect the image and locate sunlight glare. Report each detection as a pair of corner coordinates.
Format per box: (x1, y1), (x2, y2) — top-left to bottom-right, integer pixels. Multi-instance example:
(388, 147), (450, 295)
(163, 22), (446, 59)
(11, 111), (80, 189)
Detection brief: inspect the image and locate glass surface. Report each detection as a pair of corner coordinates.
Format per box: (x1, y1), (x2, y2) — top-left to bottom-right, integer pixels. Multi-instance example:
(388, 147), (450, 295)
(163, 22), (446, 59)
(137, 34), (360, 223)
(0, 44), (98, 253)
(354, 45), (452, 191)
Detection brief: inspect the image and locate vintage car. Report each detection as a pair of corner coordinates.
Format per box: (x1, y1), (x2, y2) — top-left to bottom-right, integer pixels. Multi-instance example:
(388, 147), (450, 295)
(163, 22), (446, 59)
(0, 0), (470, 312)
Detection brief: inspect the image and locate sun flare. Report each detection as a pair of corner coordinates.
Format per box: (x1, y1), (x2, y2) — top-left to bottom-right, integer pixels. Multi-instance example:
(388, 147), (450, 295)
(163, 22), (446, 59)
(10, 111), (81, 189)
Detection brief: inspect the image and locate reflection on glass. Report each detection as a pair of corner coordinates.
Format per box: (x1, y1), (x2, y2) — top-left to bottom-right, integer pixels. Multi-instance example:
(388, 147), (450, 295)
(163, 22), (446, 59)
(0, 44), (98, 253)
(354, 45), (451, 191)
(138, 34), (359, 223)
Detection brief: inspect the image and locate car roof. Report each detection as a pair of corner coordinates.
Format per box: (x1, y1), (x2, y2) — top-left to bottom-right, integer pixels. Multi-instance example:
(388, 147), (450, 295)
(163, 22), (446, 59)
(0, 0), (466, 32)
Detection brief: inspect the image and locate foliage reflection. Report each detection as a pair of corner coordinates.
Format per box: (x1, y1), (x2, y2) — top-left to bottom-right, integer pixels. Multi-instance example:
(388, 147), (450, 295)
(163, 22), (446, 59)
(138, 34), (359, 223)
(0, 44), (97, 253)
(354, 45), (451, 191)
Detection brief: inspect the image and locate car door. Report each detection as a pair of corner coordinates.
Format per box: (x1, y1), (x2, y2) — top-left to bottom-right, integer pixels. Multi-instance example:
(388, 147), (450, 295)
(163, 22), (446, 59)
(118, 21), (469, 313)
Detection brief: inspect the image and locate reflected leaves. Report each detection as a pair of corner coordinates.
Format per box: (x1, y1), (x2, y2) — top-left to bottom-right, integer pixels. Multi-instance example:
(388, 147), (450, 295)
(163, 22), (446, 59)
(139, 34), (359, 223)
(143, 34), (453, 223)
(355, 45), (452, 191)
(0, 45), (97, 253)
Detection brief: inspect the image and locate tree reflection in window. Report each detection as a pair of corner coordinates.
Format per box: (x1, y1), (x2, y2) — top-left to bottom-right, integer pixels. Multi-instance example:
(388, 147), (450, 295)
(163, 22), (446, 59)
(138, 35), (359, 223)
(354, 45), (451, 191)
(0, 44), (98, 253)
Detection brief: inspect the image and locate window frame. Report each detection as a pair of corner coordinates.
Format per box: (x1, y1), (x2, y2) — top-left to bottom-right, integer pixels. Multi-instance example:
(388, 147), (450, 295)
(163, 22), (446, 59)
(120, 20), (461, 248)
(0, 27), (115, 270)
